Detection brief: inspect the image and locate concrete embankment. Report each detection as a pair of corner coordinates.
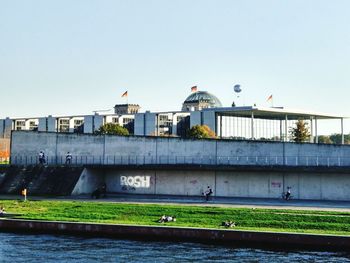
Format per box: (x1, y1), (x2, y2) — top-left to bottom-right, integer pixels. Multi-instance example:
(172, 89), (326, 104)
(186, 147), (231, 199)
(0, 166), (83, 195)
(0, 219), (349, 251)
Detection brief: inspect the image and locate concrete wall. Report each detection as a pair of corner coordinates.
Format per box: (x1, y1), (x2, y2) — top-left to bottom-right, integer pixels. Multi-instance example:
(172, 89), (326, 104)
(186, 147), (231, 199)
(10, 131), (350, 166)
(11, 132), (58, 163)
(145, 113), (156, 136)
(134, 113), (145, 136)
(71, 168), (105, 195)
(202, 111), (216, 133)
(8, 131), (350, 201)
(0, 120), (4, 138)
(2, 220), (349, 251)
(72, 168), (350, 201)
(190, 111), (201, 127)
(134, 112), (157, 136)
(1, 118), (13, 138)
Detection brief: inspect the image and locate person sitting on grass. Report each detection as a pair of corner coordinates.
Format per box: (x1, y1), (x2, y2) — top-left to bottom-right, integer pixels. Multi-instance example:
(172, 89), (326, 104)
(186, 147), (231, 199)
(158, 215), (176, 223)
(0, 206), (6, 216)
(222, 220), (236, 228)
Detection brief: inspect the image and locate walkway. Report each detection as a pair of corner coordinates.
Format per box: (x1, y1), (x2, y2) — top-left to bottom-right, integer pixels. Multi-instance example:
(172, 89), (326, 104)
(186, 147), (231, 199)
(1, 194), (350, 212)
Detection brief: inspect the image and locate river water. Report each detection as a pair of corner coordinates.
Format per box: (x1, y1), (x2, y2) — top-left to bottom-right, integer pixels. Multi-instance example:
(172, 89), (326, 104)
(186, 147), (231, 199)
(0, 233), (349, 263)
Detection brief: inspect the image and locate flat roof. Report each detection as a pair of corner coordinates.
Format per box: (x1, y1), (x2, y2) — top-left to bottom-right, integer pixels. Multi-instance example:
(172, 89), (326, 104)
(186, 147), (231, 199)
(3, 106), (347, 121)
(203, 106), (348, 120)
(4, 113), (135, 121)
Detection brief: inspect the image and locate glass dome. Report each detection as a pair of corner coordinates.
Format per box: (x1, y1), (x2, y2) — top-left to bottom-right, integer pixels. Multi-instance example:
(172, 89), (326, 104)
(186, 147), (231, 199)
(183, 91), (222, 108)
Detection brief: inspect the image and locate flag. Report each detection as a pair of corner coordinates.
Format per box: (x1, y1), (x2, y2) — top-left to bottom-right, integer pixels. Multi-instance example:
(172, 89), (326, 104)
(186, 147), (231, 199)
(191, 86), (197, 92)
(121, 91), (128, 97)
(267, 95), (273, 102)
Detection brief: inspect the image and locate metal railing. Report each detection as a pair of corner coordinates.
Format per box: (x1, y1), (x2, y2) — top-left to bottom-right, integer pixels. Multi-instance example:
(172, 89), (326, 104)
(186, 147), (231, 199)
(9, 155), (350, 167)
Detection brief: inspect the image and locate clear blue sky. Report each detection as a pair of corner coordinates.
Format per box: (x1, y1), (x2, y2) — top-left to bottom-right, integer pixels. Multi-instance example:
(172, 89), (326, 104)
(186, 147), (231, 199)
(0, 0), (349, 134)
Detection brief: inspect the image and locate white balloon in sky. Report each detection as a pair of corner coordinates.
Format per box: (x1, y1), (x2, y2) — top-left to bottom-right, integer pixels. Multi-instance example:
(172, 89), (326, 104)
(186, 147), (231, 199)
(234, 84), (241, 93)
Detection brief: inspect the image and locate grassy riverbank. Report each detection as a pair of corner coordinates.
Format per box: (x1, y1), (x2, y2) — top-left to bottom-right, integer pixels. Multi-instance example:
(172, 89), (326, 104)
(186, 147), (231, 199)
(1, 200), (350, 235)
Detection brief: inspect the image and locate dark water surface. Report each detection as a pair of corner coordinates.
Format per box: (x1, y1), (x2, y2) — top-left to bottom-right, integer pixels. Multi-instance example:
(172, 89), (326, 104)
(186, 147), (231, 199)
(0, 233), (349, 262)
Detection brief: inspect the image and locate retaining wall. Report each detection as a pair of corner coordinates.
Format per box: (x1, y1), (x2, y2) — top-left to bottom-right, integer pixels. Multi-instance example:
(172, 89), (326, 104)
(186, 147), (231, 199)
(0, 219), (349, 251)
(9, 131), (350, 201)
(10, 131), (350, 166)
(72, 168), (350, 201)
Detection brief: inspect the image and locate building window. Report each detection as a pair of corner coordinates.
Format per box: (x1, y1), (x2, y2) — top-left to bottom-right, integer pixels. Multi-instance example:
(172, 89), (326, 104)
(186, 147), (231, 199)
(158, 115), (173, 135)
(15, 120), (25, 131)
(73, 119), (84, 133)
(59, 119), (70, 132)
(29, 120), (38, 131)
(123, 118), (133, 126)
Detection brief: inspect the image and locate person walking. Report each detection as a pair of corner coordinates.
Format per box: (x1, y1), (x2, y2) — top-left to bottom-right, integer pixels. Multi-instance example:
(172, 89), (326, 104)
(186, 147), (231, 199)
(285, 187), (291, 200)
(204, 186), (213, 201)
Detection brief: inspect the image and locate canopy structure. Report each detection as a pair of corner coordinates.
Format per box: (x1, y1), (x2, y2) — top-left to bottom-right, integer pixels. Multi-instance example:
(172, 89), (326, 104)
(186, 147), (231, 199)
(204, 106), (348, 144)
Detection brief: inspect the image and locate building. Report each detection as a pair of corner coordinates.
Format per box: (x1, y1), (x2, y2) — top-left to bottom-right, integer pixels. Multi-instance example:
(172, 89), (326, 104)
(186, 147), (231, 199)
(114, 104), (141, 115)
(0, 90), (348, 144)
(182, 91), (222, 111)
(0, 113), (135, 138)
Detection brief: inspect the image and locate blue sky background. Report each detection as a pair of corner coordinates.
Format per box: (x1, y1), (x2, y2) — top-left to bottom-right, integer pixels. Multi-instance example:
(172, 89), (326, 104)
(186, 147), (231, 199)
(0, 0), (349, 134)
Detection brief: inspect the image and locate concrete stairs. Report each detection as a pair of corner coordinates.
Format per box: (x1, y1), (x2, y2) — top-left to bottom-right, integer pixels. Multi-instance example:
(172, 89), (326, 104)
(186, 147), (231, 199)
(0, 166), (83, 196)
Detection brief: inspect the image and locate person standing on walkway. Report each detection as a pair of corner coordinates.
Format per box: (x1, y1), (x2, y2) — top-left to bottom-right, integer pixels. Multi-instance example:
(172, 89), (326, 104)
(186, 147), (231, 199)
(39, 151), (45, 164)
(65, 152), (72, 165)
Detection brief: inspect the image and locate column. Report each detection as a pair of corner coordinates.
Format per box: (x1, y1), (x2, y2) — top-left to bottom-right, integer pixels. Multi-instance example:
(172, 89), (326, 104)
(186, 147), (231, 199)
(93, 114), (104, 133)
(83, 116), (93, 134)
(219, 114), (223, 138)
(172, 113), (177, 136)
(309, 117), (314, 143)
(4, 118), (13, 138)
(341, 118), (344, 144)
(315, 117), (318, 143)
(69, 118), (75, 133)
(251, 112), (254, 140)
(284, 115), (288, 142)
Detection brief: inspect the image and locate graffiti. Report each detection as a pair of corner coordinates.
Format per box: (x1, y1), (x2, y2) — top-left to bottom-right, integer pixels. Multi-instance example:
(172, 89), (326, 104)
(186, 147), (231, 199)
(121, 185), (136, 191)
(271, 181), (282, 188)
(120, 175), (150, 188)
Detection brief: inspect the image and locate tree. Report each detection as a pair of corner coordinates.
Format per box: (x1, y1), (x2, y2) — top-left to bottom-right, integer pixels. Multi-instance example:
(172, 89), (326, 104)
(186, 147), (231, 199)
(95, 123), (129, 136)
(289, 119), (311, 143)
(329, 133), (350, 144)
(318, 135), (332, 144)
(187, 125), (216, 139)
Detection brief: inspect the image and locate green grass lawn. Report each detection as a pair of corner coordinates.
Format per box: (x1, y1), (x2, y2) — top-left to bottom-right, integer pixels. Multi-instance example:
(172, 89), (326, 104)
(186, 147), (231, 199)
(1, 200), (350, 236)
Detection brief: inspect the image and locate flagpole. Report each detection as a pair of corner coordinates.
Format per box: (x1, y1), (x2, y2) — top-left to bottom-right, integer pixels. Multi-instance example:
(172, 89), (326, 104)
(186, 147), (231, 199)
(121, 91), (128, 104)
(267, 95), (273, 107)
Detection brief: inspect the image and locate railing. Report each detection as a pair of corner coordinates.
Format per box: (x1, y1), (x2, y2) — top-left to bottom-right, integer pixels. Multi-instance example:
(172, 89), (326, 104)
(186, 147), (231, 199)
(9, 155), (350, 167)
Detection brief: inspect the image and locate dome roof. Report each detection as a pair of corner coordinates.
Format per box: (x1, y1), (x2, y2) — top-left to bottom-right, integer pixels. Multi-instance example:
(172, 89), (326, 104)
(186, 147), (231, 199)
(183, 91), (222, 108)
